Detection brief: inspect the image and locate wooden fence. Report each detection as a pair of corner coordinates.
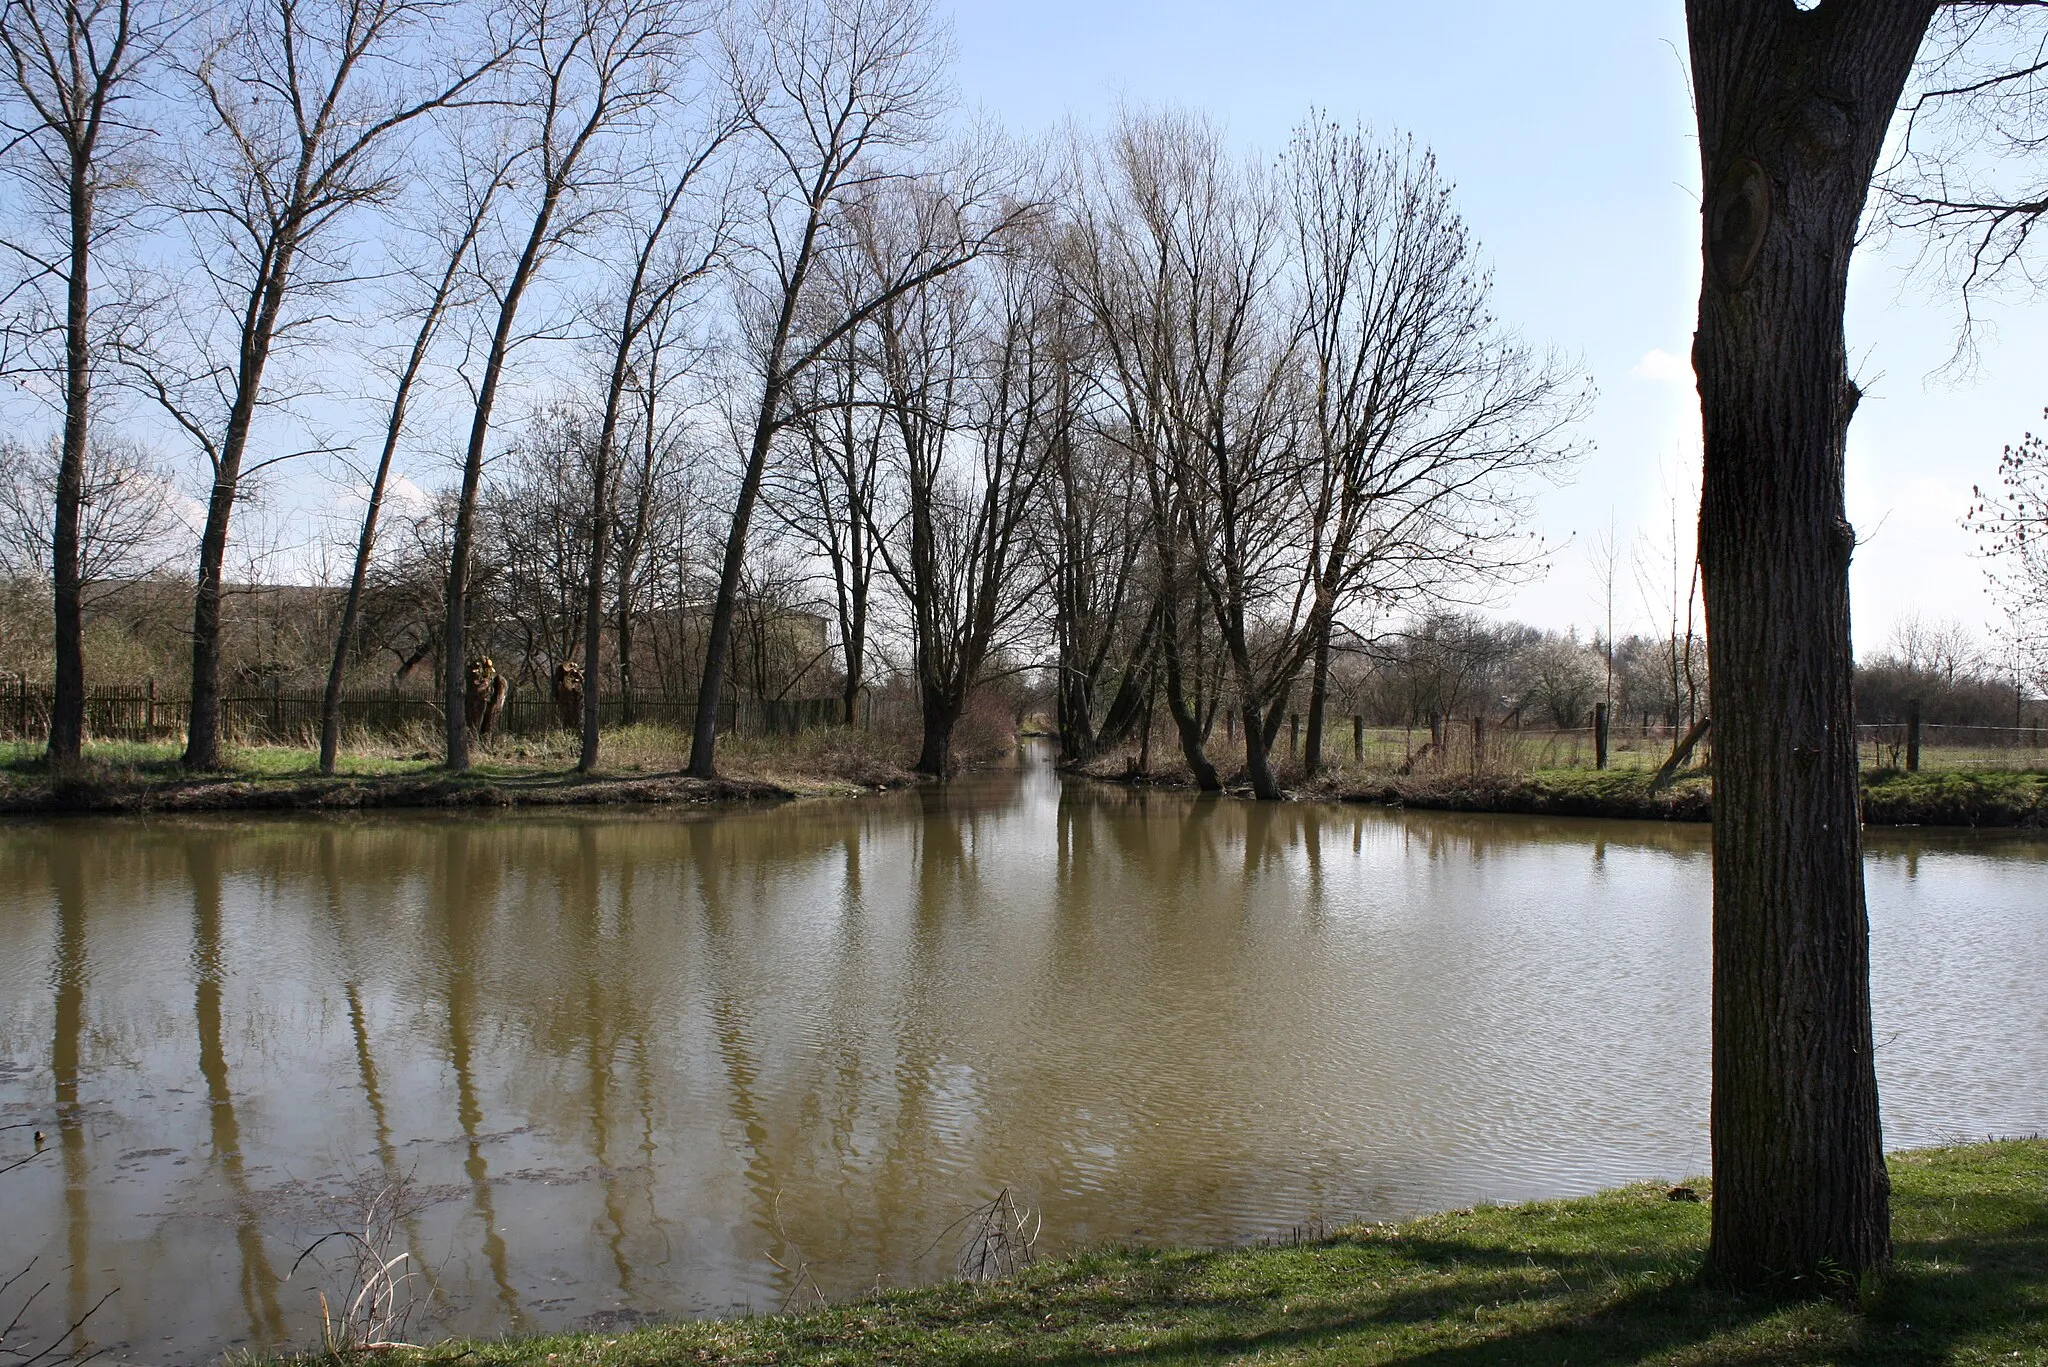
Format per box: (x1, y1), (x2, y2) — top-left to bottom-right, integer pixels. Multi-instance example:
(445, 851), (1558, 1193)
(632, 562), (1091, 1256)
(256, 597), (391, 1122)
(1210, 710), (2047, 775)
(0, 676), (851, 746)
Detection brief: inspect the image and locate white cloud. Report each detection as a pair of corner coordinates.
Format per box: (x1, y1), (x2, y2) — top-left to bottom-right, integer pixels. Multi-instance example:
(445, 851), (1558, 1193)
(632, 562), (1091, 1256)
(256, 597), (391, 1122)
(1631, 348), (1692, 384)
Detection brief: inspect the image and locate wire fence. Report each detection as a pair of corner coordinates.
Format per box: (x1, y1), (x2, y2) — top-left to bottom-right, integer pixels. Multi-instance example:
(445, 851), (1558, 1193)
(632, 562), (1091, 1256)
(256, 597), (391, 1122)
(0, 675), (854, 747)
(1236, 713), (2048, 775)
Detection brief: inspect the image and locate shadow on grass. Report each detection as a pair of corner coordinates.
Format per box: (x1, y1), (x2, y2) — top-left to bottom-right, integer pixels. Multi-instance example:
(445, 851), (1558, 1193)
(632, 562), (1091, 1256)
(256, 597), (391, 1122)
(894, 1199), (2047, 1367)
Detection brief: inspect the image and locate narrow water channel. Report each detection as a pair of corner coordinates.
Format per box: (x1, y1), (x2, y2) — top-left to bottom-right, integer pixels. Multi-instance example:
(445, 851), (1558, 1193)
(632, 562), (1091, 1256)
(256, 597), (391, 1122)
(1, 749), (2043, 1363)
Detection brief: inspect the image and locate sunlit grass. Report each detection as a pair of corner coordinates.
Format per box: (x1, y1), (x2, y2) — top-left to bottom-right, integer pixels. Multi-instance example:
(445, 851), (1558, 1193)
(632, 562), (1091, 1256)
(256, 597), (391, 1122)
(0, 721), (924, 800)
(300, 1139), (2048, 1367)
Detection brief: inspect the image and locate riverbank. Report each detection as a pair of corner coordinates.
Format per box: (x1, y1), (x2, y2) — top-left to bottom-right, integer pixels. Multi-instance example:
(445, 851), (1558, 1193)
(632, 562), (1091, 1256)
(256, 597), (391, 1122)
(0, 724), (929, 815)
(1073, 754), (2048, 829)
(308, 1138), (2046, 1366)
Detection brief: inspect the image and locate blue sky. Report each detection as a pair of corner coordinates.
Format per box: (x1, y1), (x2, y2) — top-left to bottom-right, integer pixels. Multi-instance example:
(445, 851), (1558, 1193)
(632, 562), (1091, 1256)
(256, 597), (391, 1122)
(949, 0), (2048, 659)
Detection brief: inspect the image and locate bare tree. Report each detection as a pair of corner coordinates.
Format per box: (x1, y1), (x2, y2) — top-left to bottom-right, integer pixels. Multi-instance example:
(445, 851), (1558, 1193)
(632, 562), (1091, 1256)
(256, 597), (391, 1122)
(684, 0), (1026, 776)
(1970, 417), (2048, 679)
(1083, 111), (1311, 798)
(1282, 118), (1584, 775)
(573, 130), (730, 771)
(0, 0), (173, 759)
(1885, 8), (2048, 364)
(762, 275), (885, 726)
(866, 196), (1054, 774)
(318, 153), (511, 772)
(138, 0), (508, 769)
(440, 0), (698, 770)
(479, 399), (594, 691)
(1634, 479), (1706, 733)
(1035, 347), (1156, 762)
(0, 431), (187, 589)
(610, 272), (704, 716)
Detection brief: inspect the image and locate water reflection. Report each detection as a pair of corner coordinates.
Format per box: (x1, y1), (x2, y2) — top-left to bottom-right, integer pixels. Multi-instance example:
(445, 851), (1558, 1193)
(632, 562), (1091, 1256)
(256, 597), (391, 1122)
(49, 839), (90, 1355)
(0, 755), (2043, 1363)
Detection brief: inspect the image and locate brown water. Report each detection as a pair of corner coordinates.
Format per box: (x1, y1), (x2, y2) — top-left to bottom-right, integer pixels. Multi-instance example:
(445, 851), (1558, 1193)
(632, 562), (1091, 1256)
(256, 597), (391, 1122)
(2, 749), (2044, 1363)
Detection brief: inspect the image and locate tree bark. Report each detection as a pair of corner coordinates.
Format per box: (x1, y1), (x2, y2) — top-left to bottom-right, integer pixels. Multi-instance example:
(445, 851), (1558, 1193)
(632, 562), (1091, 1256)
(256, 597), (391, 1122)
(689, 377), (784, 776)
(914, 683), (959, 777)
(1686, 0), (1934, 1290)
(48, 158), (92, 763)
(187, 253), (294, 770)
(1302, 618), (1332, 777)
(1159, 599), (1220, 791)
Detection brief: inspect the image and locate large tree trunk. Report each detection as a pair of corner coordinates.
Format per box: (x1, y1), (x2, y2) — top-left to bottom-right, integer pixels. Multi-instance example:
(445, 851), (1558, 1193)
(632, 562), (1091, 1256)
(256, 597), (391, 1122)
(1302, 618), (1332, 777)
(1687, 0), (1933, 1290)
(48, 164), (92, 765)
(185, 461), (240, 770)
(688, 382), (782, 777)
(1160, 601), (1220, 791)
(914, 682), (959, 777)
(184, 246), (295, 771)
(1239, 699), (1279, 800)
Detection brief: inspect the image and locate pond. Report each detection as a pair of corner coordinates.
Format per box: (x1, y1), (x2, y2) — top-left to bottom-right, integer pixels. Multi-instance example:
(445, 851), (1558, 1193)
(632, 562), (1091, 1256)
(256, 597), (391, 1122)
(2, 749), (2044, 1363)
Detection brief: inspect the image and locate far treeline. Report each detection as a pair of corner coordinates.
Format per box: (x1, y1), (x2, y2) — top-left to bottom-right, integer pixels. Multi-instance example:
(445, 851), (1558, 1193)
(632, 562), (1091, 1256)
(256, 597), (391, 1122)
(3, 0), (2045, 795)
(0, 0), (1593, 793)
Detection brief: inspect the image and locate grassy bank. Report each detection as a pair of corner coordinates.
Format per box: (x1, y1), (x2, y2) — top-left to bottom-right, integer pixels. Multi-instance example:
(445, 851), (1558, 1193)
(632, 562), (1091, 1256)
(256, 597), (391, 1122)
(1073, 751), (2048, 829)
(317, 1139), (2046, 1366)
(1352, 767), (2048, 829)
(0, 723), (929, 815)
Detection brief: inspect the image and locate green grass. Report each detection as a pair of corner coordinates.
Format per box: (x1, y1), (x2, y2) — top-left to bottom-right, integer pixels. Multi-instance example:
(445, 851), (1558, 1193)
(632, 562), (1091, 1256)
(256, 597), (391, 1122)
(1861, 769), (2048, 827)
(328, 1140), (2047, 1367)
(0, 723), (925, 810)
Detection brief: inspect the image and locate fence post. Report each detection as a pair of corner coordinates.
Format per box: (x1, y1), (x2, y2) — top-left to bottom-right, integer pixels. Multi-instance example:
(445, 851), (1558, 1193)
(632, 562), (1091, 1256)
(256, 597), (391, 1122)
(17, 673), (26, 736)
(146, 676), (156, 736)
(1289, 712), (1299, 760)
(1907, 699), (1922, 773)
(1594, 701), (1610, 771)
(1352, 714), (1363, 762)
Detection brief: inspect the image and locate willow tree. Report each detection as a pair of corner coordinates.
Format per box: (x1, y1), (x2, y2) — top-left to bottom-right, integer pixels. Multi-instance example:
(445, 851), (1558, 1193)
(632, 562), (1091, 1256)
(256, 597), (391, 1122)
(1684, 0), (1936, 1289)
